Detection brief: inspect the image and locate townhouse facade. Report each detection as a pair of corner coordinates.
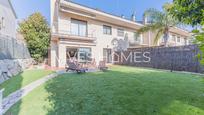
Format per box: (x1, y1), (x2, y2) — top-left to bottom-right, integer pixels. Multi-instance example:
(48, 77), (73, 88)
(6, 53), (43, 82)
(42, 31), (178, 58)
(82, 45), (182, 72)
(50, 0), (191, 68)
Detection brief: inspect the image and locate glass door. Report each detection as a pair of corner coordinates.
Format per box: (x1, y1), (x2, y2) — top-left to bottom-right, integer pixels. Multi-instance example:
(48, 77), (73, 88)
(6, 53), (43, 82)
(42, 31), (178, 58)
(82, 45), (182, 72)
(103, 48), (112, 63)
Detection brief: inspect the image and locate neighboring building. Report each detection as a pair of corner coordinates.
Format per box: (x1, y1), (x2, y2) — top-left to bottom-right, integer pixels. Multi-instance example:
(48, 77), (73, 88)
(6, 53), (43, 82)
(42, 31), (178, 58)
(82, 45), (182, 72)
(142, 16), (191, 47)
(0, 0), (17, 38)
(50, 0), (191, 68)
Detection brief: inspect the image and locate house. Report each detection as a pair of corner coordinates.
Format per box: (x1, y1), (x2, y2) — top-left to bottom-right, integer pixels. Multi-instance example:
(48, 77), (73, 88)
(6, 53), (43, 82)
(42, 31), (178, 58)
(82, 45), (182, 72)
(50, 0), (191, 68)
(0, 0), (17, 38)
(0, 0), (18, 59)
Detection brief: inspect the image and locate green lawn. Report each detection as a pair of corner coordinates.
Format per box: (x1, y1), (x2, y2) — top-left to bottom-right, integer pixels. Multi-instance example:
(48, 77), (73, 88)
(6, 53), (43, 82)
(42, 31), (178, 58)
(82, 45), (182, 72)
(6, 66), (204, 115)
(0, 69), (53, 97)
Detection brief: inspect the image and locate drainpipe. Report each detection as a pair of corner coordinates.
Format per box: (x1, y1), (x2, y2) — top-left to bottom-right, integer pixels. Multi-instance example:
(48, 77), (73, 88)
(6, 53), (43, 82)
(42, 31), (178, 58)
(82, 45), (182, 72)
(54, 0), (60, 33)
(148, 31), (151, 46)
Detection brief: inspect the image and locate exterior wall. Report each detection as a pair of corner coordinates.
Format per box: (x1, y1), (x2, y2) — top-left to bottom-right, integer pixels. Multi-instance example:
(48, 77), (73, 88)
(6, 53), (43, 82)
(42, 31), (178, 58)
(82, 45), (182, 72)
(50, 40), (58, 67)
(57, 12), (142, 46)
(51, 9), (144, 67)
(50, 0), (191, 68)
(0, 0), (16, 38)
(143, 30), (190, 47)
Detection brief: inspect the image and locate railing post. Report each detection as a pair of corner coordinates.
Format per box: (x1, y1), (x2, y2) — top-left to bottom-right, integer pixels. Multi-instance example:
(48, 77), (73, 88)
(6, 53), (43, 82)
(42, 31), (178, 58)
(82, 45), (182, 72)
(0, 89), (4, 115)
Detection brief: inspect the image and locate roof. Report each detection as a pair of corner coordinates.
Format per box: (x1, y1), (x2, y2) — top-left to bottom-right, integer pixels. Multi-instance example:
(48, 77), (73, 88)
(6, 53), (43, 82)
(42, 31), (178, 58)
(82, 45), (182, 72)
(62, 0), (190, 34)
(8, 0), (17, 18)
(62, 0), (143, 27)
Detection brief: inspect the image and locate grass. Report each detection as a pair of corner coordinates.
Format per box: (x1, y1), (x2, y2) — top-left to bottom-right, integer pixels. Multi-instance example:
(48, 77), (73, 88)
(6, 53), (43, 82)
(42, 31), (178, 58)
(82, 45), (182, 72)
(6, 66), (204, 115)
(0, 69), (53, 97)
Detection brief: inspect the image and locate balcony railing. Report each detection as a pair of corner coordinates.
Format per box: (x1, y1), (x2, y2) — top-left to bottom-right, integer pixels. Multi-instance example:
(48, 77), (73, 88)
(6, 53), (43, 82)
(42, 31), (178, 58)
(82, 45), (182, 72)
(52, 30), (97, 41)
(129, 39), (142, 46)
(52, 22), (96, 41)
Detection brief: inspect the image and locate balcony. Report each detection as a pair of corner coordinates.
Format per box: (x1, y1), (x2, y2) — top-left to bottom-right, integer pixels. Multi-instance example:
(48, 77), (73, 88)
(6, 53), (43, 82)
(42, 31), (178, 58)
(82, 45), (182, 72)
(51, 22), (96, 42)
(129, 38), (143, 46)
(52, 30), (97, 42)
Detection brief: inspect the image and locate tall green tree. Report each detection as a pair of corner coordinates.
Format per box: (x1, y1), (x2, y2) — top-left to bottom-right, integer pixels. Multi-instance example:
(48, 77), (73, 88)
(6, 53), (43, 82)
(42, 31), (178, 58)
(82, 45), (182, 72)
(169, 0), (204, 63)
(19, 13), (50, 63)
(138, 6), (180, 47)
(169, 0), (204, 26)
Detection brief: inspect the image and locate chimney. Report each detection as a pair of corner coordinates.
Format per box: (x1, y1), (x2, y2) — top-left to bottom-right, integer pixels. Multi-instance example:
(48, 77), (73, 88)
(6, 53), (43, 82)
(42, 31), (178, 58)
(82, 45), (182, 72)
(131, 11), (136, 21)
(143, 15), (148, 24)
(121, 15), (125, 19)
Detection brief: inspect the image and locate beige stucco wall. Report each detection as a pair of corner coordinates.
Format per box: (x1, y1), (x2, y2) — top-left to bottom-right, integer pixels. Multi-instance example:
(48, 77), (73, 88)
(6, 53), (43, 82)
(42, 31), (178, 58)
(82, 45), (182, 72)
(50, 0), (191, 68)
(0, 0), (16, 38)
(51, 10), (145, 67)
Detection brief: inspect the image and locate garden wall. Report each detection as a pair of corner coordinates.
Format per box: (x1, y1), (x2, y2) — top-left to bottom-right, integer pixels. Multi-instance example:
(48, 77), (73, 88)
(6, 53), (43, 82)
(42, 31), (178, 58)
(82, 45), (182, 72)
(113, 45), (203, 73)
(0, 34), (30, 59)
(0, 59), (33, 84)
(0, 34), (33, 84)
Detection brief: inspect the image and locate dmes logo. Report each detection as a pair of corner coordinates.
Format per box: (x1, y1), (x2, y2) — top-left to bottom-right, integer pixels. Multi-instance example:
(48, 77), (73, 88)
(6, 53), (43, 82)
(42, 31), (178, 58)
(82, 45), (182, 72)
(114, 51), (151, 63)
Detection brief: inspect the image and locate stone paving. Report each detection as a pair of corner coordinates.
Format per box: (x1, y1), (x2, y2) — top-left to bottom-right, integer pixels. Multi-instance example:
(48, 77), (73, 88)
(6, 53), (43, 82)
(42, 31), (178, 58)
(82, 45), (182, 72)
(2, 73), (59, 114)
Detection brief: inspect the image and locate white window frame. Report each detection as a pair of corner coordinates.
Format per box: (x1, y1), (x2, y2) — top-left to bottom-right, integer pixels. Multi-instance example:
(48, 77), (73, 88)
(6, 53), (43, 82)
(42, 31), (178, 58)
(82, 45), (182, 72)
(177, 36), (181, 43)
(184, 38), (188, 45)
(2, 17), (5, 28)
(71, 18), (87, 37)
(78, 47), (92, 63)
(172, 35), (176, 42)
(117, 28), (124, 37)
(103, 25), (112, 35)
(134, 32), (143, 43)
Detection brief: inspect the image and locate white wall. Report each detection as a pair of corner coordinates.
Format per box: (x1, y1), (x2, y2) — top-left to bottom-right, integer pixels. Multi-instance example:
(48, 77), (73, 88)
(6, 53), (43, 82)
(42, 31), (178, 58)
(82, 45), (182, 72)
(57, 12), (141, 48)
(50, 0), (190, 67)
(0, 0), (16, 38)
(53, 12), (142, 67)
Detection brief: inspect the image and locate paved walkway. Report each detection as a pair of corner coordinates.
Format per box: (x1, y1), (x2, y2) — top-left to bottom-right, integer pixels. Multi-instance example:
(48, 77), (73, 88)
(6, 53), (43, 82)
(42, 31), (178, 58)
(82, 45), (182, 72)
(2, 72), (61, 114)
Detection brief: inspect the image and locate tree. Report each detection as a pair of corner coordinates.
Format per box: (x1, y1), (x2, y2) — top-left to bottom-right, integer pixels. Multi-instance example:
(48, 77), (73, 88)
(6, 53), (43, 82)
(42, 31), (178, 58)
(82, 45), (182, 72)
(169, 0), (204, 63)
(19, 13), (50, 63)
(138, 6), (180, 47)
(169, 0), (204, 26)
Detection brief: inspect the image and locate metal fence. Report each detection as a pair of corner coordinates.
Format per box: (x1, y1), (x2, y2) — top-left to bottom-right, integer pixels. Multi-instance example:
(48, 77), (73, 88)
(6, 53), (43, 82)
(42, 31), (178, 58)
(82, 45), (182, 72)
(114, 45), (203, 73)
(0, 34), (30, 60)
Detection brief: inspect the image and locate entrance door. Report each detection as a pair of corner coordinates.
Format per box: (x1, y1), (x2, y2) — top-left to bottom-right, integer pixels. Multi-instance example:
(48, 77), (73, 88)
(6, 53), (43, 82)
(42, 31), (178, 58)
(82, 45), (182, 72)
(103, 48), (112, 63)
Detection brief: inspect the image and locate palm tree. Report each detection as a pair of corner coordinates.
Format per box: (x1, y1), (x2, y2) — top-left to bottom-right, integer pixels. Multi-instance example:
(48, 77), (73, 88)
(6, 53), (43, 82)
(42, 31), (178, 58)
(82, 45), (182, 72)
(138, 5), (180, 47)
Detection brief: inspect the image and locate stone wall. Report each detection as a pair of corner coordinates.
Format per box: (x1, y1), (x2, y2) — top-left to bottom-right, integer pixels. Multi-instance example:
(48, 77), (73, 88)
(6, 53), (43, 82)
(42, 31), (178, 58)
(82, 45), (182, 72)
(0, 59), (33, 84)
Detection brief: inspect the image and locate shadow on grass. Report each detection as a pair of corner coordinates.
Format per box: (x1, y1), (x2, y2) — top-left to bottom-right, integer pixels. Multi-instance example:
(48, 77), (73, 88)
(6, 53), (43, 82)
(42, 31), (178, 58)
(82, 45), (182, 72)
(0, 73), (23, 98)
(3, 69), (53, 115)
(1, 61), (23, 115)
(44, 67), (204, 115)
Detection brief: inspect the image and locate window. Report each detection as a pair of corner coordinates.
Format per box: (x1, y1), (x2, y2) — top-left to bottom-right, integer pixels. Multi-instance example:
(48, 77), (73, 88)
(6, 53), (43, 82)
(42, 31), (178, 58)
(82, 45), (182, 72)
(103, 48), (112, 63)
(103, 25), (112, 35)
(0, 17), (4, 30)
(78, 48), (92, 63)
(71, 19), (87, 37)
(2, 17), (5, 28)
(134, 32), (141, 42)
(177, 37), (181, 43)
(184, 38), (188, 45)
(172, 35), (176, 41)
(117, 28), (124, 36)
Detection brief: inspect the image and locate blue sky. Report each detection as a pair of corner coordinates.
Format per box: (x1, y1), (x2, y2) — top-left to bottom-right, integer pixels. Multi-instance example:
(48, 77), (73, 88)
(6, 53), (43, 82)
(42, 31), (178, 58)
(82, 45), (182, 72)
(10, 0), (172, 24)
(10, 0), (50, 23)
(71, 0), (172, 21)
